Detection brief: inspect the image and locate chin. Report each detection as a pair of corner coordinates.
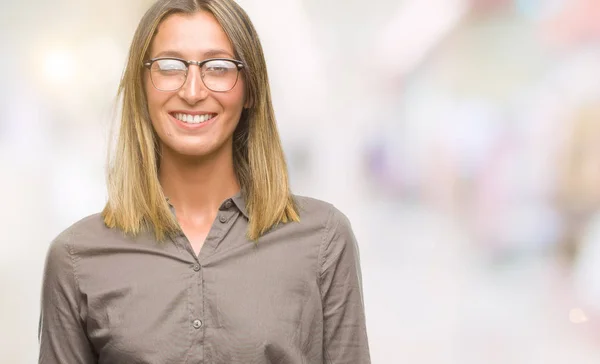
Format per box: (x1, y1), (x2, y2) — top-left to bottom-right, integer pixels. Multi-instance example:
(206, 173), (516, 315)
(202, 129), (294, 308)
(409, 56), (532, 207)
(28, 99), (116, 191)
(158, 131), (233, 161)
(176, 146), (214, 158)
(171, 142), (223, 159)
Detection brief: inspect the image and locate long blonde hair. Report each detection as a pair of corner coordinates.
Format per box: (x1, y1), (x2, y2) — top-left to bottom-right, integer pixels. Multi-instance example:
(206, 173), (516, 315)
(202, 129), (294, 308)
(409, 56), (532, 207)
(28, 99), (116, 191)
(102, 0), (299, 241)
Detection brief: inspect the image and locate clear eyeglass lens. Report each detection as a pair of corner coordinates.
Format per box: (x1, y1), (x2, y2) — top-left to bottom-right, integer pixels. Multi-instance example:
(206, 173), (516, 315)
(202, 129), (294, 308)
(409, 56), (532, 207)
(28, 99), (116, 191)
(151, 59), (187, 91)
(201, 60), (239, 92)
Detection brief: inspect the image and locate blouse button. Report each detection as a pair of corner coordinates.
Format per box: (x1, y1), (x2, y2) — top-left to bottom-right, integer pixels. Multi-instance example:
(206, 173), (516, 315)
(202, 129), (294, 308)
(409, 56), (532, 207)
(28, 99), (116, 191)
(219, 215), (227, 223)
(192, 319), (203, 329)
(224, 200), (233, 209)
(192, 264), (201, 272)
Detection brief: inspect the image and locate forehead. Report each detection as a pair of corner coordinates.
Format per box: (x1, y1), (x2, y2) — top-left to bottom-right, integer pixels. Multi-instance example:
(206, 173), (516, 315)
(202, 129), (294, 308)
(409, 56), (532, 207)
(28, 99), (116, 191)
(150, 11), (235, 58)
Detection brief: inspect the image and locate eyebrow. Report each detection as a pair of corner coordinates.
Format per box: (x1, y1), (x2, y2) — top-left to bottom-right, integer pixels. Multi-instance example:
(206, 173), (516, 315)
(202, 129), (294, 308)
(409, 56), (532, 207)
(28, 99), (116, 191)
(153, 49), (235, 59)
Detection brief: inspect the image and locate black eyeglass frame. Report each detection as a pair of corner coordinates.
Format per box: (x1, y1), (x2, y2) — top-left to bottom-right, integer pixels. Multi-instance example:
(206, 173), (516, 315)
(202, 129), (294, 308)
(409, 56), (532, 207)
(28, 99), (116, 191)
(142, 57), (245, 92)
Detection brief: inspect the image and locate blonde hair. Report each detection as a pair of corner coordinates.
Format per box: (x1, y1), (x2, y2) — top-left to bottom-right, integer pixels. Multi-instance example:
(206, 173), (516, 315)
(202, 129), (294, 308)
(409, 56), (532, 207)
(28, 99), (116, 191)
(102, 0), (299, 241)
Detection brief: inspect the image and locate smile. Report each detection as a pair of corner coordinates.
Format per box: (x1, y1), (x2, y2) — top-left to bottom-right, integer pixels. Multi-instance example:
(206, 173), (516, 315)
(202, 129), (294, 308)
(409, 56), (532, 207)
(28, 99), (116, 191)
(172, 112), (217, 124)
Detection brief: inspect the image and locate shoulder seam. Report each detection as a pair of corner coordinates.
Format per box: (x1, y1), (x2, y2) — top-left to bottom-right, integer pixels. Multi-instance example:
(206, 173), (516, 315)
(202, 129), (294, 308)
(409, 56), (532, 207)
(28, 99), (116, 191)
(317, 204), (337, 280)
(63, 231), (84, 321)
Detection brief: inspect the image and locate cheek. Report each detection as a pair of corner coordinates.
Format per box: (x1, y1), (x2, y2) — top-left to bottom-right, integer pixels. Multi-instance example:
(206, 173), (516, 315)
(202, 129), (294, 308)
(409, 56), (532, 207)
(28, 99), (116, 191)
(145, 83), (166, 118)
(224, 81), (247, 111)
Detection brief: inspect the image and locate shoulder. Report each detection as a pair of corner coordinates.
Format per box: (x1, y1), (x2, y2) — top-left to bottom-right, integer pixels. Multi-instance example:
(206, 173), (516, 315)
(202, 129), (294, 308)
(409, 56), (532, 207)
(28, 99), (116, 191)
(292, 196), (361, 275)
(43, 213), (105, 284)
(46, 212), (117, 259)
(53, 213), (110, 244)
(293, 195), (333, 218)
(292, 194), (353, 235)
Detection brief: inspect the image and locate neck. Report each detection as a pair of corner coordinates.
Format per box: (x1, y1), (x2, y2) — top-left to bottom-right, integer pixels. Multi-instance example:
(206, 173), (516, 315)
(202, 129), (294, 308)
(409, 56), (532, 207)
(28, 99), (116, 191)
(158, 145), (240, 219)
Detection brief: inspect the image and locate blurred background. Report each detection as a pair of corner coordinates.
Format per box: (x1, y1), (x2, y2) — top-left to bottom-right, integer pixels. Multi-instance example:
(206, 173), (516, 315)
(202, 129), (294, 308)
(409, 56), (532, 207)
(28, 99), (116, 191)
(2, 0), (600, 362)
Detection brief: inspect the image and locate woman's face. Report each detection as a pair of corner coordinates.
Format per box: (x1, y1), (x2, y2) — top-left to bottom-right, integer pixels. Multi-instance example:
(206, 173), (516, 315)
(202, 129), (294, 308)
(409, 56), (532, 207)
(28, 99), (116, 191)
(145, 11), (246, 159)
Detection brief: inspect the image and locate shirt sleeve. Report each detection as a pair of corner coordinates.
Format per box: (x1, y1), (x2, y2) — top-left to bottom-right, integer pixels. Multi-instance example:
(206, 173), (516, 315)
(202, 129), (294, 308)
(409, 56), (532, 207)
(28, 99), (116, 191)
(319, 207), (371, 364)
(39, 232), (96, 364)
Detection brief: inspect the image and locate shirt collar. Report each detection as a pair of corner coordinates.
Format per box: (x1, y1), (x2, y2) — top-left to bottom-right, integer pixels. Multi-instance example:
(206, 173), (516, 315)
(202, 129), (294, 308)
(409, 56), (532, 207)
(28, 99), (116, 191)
(230, 190), (249, 219)
(165, 191), (248, 219)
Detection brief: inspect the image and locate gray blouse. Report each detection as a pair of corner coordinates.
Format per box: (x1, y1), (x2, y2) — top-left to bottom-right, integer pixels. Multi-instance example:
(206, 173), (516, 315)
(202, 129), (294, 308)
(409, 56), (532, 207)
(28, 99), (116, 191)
(39, 193), (371, 363)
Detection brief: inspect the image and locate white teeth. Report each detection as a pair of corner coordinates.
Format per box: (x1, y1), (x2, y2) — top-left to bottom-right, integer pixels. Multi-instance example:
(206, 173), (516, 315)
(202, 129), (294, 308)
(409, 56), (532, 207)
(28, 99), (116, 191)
(174, 113), (214, 124)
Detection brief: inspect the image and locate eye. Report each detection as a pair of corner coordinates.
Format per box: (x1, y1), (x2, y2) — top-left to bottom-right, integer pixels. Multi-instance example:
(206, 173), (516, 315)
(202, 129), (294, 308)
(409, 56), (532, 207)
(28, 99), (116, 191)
(203, 60), (236, 76)
(152, 59), (186, 74)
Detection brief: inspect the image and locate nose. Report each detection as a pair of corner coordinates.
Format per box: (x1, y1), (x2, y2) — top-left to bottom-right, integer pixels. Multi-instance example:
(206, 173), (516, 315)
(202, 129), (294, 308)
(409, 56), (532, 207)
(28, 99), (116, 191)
(178, 65), (209, 104)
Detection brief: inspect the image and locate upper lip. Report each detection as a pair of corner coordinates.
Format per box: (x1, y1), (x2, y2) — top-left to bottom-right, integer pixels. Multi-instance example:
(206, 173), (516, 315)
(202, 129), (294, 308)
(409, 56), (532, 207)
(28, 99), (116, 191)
(169, 110), (218, 116)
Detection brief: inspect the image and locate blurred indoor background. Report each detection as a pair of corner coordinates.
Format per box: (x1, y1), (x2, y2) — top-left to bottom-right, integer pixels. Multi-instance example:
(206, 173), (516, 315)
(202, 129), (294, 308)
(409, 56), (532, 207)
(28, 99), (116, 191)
(2, 0), (600, 362)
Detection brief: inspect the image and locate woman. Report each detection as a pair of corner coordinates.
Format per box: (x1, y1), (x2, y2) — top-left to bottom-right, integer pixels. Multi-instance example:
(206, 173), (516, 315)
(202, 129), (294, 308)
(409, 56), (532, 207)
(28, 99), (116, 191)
(39, 0), (370, 363)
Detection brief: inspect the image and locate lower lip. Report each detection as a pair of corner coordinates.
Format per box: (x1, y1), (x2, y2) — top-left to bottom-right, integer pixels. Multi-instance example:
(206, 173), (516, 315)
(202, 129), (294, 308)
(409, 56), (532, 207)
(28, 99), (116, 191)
(169, 113), (218, 130)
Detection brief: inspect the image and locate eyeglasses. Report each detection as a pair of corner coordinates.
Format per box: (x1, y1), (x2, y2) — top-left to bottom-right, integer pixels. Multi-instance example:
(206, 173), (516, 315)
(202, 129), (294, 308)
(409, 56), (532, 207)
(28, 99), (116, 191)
(142, 57), (245, 92)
